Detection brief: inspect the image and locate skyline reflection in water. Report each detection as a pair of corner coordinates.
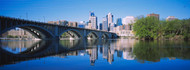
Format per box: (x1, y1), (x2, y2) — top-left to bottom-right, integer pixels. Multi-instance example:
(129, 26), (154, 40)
(0, 39), (190, 70)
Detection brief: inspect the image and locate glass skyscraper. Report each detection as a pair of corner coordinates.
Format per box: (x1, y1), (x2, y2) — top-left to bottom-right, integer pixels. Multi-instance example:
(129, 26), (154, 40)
(116, 18), (122, 26)
(102, 17), (108, 31)
(106, 12), (114, 31)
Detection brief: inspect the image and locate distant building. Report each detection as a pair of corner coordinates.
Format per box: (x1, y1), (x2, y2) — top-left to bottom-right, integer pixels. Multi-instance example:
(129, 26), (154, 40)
(109, 23), (115, 32)
(122, 16), (136, 25)
(68, 21), (78, 27)
(117, 30), (134, 37)
(48, 20), (68, 26)
(4, 28), (34, 38)
(89, 11), (98, 29)
(48, 20), (78, 27)
(116, 18), (122, 26)
(120, 16), (135, 36)
(88, 23), (92, 29)
(147, 13), (160, 20)
(78, 21), (85, 28)
(59, 20), (68, 26)
(102, 17), (108, 31)
(166, 16), (177, 21)
(48, 21), (59, 25)
(106, 12), (114, 31)
(85, 22), (89, 29)
(114, 25), (134, 37)
(99, 23), (102, 30)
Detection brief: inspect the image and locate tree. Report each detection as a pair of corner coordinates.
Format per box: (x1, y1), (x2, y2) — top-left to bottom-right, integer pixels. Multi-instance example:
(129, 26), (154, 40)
(162, 19), (182, 38)
(133, 16), (160, 40)
(181, 19), (190, 39)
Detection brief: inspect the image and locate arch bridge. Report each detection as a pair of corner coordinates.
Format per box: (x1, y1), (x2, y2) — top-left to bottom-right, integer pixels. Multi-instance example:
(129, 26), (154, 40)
(0, 16), (118, 39)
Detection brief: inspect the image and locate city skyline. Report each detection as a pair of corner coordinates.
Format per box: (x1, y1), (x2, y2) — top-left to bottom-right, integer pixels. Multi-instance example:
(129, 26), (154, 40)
(0, 0), (190, 23)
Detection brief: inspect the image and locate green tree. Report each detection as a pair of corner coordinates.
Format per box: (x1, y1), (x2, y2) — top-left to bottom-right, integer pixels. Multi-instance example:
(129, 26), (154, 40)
(133, 16), (160, 40)
(162, 19), (182, 38)
(181, 19), (190, 39)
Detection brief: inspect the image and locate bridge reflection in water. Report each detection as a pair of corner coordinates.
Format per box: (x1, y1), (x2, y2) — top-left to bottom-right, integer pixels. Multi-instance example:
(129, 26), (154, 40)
(0, 39), (190, 66)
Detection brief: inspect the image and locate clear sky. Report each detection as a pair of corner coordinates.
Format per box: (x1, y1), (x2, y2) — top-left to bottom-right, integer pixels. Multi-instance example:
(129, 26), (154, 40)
(0, 0), (190, 23)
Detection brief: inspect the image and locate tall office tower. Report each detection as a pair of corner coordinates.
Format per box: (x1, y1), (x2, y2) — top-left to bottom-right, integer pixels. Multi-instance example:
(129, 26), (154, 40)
(102, 17), (108, 31)
(147, 13), (160, 20)
(89, 11), (98, 29)
(116, 18), (122, 26)
(99, 23), (102, 30)
(106, 12), (113, 31)
(166, 16), (177, 21)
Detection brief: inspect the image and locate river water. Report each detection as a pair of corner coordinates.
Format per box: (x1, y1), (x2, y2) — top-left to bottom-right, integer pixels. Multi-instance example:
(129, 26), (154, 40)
(0, 39), (190, 70)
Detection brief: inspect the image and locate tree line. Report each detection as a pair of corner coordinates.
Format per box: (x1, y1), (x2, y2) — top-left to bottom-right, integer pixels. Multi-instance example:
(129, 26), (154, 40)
(133, 16), (190, 40)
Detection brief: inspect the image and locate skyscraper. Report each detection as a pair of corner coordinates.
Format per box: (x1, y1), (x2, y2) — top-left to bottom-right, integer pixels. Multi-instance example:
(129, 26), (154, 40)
(106, 12), (113, 31)
(116, 18), (122, 26)
(102, 17), (108, 31)
(99, 23), (102, 30)
(89, 11), (98, 29)
(90, 11), (95, 16)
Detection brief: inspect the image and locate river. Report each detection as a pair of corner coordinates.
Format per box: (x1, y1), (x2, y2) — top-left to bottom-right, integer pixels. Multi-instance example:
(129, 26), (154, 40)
(0, 39), (190, 70)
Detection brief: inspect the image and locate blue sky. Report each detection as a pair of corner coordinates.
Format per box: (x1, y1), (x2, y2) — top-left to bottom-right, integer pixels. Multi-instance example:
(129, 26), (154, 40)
(0, 0), (190, 23)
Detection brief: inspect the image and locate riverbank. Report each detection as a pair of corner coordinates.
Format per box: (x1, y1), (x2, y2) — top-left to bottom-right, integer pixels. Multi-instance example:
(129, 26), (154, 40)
(135, 35), (190, 41)
(118, 36), (136, 39)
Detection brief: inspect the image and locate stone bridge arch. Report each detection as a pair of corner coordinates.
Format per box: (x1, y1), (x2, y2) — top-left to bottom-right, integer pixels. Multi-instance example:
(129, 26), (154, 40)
(101, 33), (109, 39)
(86, 31), (99, 39)
(58, 29), (83, 39)
(0, 24), (55, 39)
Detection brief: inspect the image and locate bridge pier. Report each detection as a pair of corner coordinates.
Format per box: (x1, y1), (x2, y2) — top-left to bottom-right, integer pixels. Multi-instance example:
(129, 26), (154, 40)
(83, 30), (87, 39)
(55, 36), (60, 40)
(54, 26), (59, 40)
